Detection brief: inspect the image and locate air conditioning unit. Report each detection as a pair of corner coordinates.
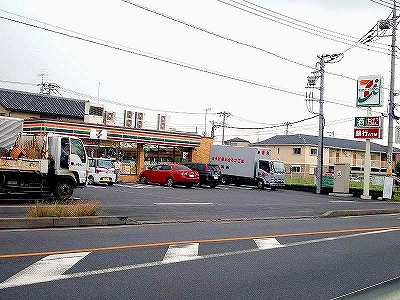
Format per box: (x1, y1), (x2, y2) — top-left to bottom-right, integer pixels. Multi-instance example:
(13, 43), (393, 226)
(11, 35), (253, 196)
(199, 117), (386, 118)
(104, 111), (116, 126)
(135, 112), (145, 129)
(126, 119), (133, 128)
(124, 110), (134, 128)
(157, 114), (171, 131)
(84, 102), (104, 125)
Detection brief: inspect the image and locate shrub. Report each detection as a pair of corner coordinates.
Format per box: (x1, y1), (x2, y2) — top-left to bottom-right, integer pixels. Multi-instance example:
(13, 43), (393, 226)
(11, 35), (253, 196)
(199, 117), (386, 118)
(27, 200), (100, 217)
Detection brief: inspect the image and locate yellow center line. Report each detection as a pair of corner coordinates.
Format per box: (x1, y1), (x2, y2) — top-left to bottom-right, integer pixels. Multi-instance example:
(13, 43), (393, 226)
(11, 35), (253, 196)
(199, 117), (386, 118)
(1, 225), (400, 259)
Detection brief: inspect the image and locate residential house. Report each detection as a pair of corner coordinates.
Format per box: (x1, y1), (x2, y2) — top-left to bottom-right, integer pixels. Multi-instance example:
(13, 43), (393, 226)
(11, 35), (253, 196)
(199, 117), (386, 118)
(224, 137), (250, 147)
(0, 88), (86, 122)
(252, 134), (400, 177)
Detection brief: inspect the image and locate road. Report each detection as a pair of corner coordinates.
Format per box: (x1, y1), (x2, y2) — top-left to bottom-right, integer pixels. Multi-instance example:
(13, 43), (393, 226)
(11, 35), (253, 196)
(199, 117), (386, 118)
(0, 214), (400, 299)
(1, 183), (398, 220)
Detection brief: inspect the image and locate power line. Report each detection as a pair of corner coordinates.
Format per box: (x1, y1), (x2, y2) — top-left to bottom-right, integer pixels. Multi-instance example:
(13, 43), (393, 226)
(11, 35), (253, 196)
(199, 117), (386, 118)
(0, 14), (314, 99)
(218, 0), (392, 55)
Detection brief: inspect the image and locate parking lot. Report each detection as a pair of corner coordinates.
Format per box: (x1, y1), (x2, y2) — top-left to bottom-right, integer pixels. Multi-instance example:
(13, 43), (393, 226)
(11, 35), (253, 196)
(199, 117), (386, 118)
(0, 183), (399, 221)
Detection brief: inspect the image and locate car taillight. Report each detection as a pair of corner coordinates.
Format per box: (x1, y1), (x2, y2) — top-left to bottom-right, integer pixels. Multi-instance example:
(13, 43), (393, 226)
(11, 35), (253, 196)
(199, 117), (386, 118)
(205, 165), (209, 172)
(113, 169), (116, 174)
(95, 167), (99, 173)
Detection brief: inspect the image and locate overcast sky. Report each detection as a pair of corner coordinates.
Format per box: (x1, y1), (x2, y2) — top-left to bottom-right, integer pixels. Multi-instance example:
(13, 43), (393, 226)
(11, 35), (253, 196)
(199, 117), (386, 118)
(0, 0), (397, 144)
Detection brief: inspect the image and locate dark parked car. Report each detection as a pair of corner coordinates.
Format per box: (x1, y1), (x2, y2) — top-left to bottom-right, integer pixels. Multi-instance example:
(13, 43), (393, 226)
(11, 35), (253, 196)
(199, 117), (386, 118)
(139, 163), (199, 188)
(184, 162), (222, 188)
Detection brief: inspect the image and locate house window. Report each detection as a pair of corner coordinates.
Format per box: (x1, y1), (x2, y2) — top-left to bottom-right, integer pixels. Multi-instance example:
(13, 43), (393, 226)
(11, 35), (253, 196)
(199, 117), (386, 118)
(310, 148), (317, 156)
(277, 148), (280, 154)
(290, 166), (301, 173)
(293, 147), (301, 155)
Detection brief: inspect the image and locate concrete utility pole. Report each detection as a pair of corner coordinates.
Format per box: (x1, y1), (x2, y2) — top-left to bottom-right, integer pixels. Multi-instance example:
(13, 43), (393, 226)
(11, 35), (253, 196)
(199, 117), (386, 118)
(203, 108), (211, 136)
(306, 54), (343, 194)
(218, 111), (231, 145)
(387, 0), (397, 176)
(316, 56), (325, 195)
(284, 122), (291, 135)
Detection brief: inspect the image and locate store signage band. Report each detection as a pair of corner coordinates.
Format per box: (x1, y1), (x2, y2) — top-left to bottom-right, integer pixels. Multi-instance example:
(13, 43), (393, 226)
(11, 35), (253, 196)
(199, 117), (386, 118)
(354, 116), (383, 139)
(354, 116), (382, 128)
(353, 128), (382, 139)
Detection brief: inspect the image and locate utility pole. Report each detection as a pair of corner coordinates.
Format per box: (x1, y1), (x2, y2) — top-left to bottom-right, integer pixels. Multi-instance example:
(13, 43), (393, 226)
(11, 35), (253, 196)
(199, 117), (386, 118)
(210, 120), (215, 138)
(306, 54), (343, 194)
(317, 56), (325, 195)
(218, 111), (230, 144)
(203, 108), (211, 136)
(284, 122), (291, 135)
(387, 0), (397, 177)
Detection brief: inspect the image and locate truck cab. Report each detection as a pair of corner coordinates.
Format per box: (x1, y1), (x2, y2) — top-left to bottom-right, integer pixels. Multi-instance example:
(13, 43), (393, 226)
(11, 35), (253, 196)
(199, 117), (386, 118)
(257, 160), (285, 190)
(48, 136), (88, 187)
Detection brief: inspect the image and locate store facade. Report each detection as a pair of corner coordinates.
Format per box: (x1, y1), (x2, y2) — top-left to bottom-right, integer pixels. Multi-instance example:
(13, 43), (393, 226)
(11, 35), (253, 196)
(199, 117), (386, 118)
(23, 119), (211, 181)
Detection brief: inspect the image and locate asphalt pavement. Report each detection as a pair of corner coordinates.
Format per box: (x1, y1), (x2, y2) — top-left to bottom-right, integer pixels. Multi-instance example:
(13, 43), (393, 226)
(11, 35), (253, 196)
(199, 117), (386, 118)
(0, 182), (399, 229)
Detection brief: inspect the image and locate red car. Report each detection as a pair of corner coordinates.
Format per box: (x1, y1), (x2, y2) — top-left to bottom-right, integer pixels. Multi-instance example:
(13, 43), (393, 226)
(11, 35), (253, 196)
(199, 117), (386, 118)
(139, 163), (199, 188)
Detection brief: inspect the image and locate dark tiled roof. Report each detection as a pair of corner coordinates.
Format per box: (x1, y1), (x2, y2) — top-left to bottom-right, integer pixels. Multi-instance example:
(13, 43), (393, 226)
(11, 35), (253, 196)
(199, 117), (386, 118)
(226, 137), (250, 143)
(0, 88), (86, 119)
(252, 134), (400, 153)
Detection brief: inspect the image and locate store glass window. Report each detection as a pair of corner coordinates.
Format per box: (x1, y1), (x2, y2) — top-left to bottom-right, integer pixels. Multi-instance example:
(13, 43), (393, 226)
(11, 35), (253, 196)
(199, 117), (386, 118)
(144, 145), (190, 169)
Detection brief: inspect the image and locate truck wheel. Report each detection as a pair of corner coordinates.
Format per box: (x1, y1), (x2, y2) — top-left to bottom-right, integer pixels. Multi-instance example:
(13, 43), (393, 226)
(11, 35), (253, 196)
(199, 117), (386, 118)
(209, 183), (217, 188)
(221, 176), (229, 185)
(88, 175), (95, 185)
(166, 177), (174, 187)
(54, 180), (74, 201)
(257, 180), (264, 189)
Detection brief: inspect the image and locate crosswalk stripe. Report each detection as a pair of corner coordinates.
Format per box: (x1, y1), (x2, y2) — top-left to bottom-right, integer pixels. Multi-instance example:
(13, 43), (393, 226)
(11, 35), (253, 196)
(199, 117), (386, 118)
(162, 243), (200, 263)
(0, 252), (91, 289)
(253, 238), (283, 250)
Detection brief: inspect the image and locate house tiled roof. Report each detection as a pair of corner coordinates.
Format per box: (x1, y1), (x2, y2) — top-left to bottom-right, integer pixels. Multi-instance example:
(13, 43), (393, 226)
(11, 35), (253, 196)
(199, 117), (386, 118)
(252, 134), (400, 153)
(226, 137), (250, 143)
(0, 88), (86, 119)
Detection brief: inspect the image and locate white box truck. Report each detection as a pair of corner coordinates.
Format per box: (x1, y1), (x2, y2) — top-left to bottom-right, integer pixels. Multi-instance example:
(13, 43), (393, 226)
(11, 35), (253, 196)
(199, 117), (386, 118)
(209, 145), (285, 189)
(0, 117), (88, 200)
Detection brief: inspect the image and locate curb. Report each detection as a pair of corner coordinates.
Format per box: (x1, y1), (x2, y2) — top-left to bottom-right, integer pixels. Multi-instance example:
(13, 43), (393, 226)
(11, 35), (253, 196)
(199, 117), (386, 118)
(0, 216), (130, 229)
(0, 208), (400, 229)
(321, 208), (400, 218)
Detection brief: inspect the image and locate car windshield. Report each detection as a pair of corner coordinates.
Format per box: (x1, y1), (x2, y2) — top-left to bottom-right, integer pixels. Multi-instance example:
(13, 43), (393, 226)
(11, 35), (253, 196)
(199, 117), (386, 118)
(208, 165), (220, 172)
(97, 159), (113, 169)
(272, 161), (285, 173)
(175, 165), (191, 171)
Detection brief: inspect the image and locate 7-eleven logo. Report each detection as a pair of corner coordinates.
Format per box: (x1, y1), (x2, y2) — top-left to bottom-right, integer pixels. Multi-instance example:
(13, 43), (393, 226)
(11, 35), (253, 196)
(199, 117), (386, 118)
(357, 75), (383, 107)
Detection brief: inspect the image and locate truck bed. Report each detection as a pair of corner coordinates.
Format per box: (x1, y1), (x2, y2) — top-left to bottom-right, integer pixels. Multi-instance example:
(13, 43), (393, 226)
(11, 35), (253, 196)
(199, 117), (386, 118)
(0, 157), (49, 173)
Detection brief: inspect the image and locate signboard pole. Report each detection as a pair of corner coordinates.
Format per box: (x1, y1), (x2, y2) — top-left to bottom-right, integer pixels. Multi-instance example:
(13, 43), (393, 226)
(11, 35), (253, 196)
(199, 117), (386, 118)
(361, 108), (372, 199)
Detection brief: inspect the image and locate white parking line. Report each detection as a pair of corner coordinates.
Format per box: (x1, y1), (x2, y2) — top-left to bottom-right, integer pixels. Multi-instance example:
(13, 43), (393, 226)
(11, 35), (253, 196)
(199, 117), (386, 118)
(154, 202), (214, 206)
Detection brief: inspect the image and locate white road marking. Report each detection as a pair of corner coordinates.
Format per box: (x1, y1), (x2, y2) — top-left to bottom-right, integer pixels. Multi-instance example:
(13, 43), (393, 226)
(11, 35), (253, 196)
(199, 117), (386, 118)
(1, 229), (399, 289)
(153, 202), (214, 206)
(162, 243), (199, 263)
(329, 200), (355, 203)
(253, 238), (283, 250)
(0, 252), (90, 289)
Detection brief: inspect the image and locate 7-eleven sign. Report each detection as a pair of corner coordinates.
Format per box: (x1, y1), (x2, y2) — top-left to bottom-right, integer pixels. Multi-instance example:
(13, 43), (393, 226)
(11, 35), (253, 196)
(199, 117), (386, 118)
(90, 128), (108, 140)
(356, 75), (383, 107)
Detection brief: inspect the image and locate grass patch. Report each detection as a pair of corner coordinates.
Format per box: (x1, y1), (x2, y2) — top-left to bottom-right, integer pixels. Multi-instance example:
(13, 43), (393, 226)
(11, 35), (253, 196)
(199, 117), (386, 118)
(27, 200), (100, 217)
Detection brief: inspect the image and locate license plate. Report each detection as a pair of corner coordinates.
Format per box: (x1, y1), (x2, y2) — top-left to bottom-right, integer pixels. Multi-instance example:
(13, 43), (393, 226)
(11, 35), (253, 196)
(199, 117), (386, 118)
(189, 174), (194, 178)
(103, 178), (110, 181)
(213, 175), (219, 179)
